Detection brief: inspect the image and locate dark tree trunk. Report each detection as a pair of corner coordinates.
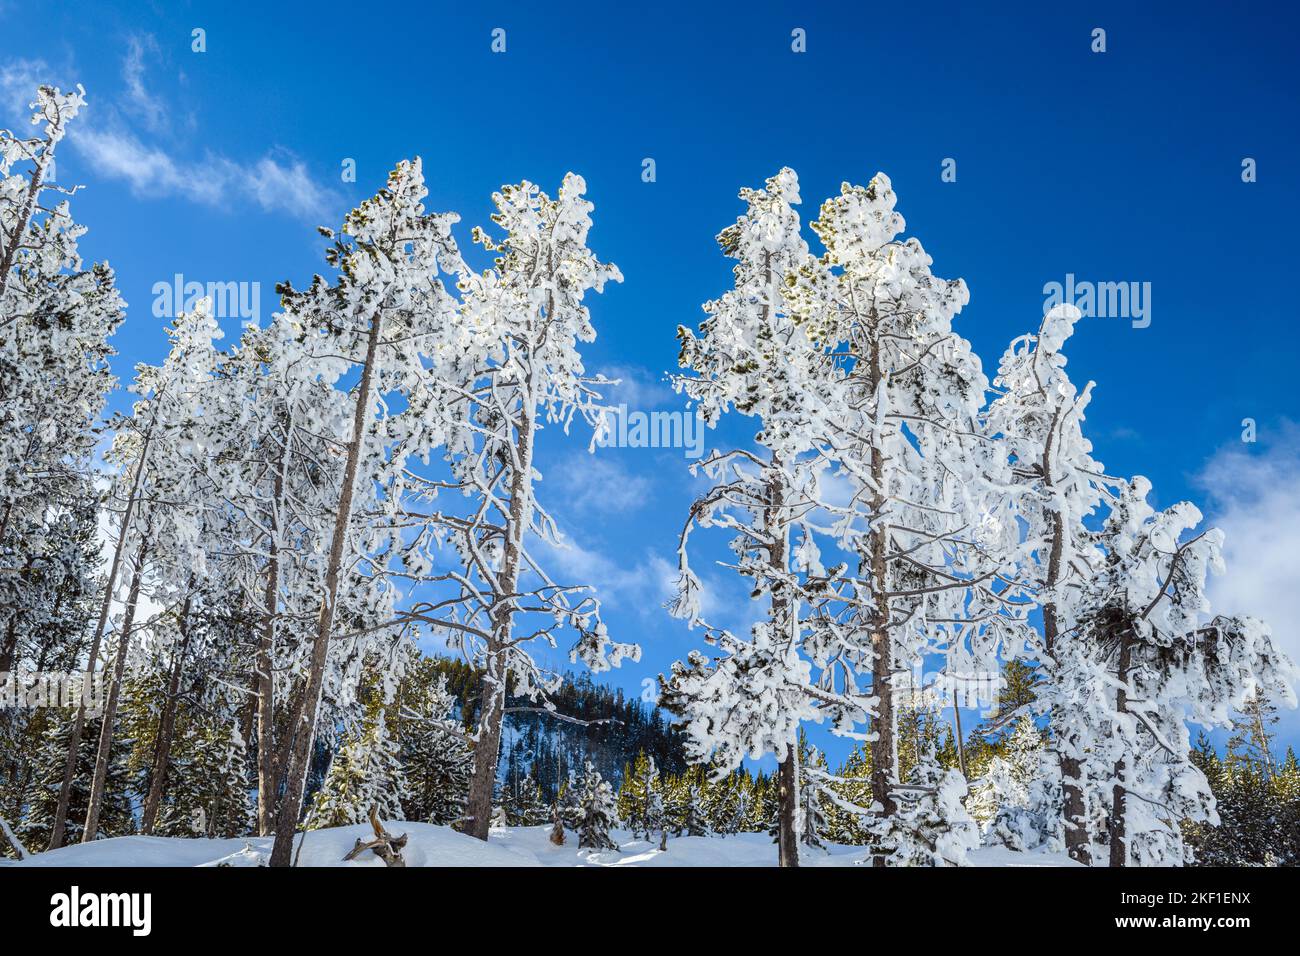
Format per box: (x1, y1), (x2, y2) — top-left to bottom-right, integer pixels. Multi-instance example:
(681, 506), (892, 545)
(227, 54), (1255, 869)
(1108, 629), (1134, 868)
(866, 330), (896, 843)
(269, 308), (381, 867)
(1039, 412), (1092, 866)
(255, 428), (290, 835)
(776, 753), (800, 867)
(464, 366), (538, 841)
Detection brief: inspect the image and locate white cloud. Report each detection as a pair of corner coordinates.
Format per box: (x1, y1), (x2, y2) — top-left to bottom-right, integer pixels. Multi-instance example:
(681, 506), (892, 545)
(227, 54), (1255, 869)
(594, 362), (676, 410)
(533, 532), (669, 612)
(2, 40), (334, 221)
(549, 453), (651, 515)
(0, 57), (55, 116)
(1197, 425), (1300, 732)
(121, 34), (167, 133)
(73, 126), (333, 220)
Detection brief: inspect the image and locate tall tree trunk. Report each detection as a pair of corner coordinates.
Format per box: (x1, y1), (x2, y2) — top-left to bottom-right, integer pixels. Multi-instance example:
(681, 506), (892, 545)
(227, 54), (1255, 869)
(1045, 515), (1086, 868)
(864, 318), (896, 841)
(776, 753), (800, 867)
(49, 421), (154, 850)
(1039, 407), (1092, 865)
(256, 424), (291, 835)
(1108, 629), (1134, 867)
(764, 448), (800, 867)
(268, 309), (382, 867)
(464, 366), (539, 842)
(81, 543), (148, 842)
(139, 590), (195, 835)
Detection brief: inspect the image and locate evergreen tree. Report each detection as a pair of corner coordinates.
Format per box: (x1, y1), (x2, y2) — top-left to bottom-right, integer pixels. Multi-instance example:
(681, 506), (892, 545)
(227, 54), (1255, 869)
(397, 667), (471, 826)
(799, 735), (830, 850)
(159, 719), (254, 839)
(968, 714), (1061, 852)
(20, 710), (131, 847)
(681, 782), (710, 837)
(824, 744), (873, 845)
(576, 761), (619, 851)
(559, 774), (583, 831)
(867, 751), (979, 866)
(662, 169), (865, 868)
(505, 770), (549, 827)
(307, 702), (405, 830)
(617, 751), (663, 840)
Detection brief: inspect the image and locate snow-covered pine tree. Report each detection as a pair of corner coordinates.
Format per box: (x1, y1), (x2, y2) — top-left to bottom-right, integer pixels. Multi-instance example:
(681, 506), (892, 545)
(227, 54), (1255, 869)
(401, 173), (638, 841)
(726, 773), (754, 834)
(268, 159), (465, 866)
(2, 84), (124, 850)
(968, 713), (1062, 852)
(808, 173), (1009, 845)
(559, 773), (583, 831)
(799, 734), (831, 850)
(867, 750), (979, 866)
(824, 744), (873, 845)
(78, 302), (226, 845)
(646, 774), (666, 843)
(505, 771), (549, 827)
(681, 782), (710, 837)
(158, 718), (254, 839)
(397, 666), (471, 827)
(0, 83), (123, 542)
(1074, 477), (1297, 865)
(618, 750), (663, 840)
(575, 760), (619, 851)
(0, 494), (100, 833)
(205, 310), (360, 836)
(307, 700), (406, 830)
(20, 710), (131, 847)
(662, 169), (864, 868)
(986, 302), (1108, 863)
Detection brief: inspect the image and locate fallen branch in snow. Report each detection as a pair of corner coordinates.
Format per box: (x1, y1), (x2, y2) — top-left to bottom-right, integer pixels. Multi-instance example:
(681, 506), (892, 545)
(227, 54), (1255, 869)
(342, 807), (408, 867)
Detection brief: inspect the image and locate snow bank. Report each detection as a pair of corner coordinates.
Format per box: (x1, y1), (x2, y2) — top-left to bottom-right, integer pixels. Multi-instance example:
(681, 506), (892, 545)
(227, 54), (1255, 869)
(11, 824), (1081, 867)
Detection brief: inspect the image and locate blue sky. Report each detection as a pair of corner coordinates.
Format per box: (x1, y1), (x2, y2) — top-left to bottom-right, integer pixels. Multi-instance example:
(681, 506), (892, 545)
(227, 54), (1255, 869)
(3, 0), (1299, 764)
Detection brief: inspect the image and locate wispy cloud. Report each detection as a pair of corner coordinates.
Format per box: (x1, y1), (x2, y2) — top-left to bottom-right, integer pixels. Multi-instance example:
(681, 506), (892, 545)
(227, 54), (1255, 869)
(550, 453), (652, 515)
(1, 41), (335, 221)
(71, 126), (332, 219)
(1198, 424), (1300, 731)
(121, 33), (166, 133)
(0, 57), (56, 116)
(595, 362), (677, 410)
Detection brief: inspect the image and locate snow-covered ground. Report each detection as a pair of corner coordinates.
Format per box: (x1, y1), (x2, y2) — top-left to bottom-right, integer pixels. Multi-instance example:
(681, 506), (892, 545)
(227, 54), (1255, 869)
(6, 824), (1080, 867)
